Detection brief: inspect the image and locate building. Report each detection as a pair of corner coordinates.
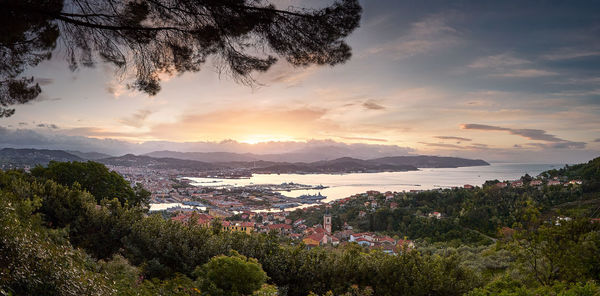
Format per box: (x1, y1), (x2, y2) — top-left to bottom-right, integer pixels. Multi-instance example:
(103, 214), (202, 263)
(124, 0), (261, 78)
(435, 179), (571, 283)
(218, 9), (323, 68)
(510, 180), (523, 187)
(428, 212), (442, 219)
(548, 180), (561, 186)
(303, 232), (340, 248)
(267, 223), (292, 234)
(530, 180), (543, 186)
(222, 221), (254, 234)
(323, 210), (332, 234)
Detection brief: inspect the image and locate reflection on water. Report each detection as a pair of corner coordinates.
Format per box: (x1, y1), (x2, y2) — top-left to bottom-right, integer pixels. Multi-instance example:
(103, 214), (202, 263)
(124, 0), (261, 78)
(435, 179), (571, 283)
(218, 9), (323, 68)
(186, 163), (561, 202)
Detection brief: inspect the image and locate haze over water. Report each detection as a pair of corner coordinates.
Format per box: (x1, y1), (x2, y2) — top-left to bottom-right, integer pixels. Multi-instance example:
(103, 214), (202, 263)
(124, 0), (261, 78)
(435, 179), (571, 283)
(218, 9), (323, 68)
(187, 163), (561, 202)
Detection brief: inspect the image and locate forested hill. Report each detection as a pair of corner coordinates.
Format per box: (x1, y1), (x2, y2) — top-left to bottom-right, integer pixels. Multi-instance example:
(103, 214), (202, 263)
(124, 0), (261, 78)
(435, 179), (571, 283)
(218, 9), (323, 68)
(369, 155), (489, 168)
(541, 156), (600, 189)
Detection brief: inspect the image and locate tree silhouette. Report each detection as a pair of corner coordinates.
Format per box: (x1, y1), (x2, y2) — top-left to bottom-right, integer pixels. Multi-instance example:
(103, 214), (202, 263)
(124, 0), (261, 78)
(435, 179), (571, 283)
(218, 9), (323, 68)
(0, 0), (362, 117)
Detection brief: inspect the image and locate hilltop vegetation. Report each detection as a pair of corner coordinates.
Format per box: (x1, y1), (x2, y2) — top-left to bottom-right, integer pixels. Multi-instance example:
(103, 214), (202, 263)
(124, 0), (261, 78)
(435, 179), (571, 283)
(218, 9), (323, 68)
(1, 157), (600, 295)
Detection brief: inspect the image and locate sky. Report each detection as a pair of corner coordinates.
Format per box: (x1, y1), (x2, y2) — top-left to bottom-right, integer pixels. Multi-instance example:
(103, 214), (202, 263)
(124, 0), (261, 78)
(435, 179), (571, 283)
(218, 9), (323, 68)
(1, 0), (600, 163)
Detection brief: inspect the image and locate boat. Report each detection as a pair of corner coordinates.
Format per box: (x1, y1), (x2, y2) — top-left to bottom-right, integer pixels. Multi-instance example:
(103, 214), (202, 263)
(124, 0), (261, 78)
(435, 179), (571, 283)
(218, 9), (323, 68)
(297, 192), (327, 201)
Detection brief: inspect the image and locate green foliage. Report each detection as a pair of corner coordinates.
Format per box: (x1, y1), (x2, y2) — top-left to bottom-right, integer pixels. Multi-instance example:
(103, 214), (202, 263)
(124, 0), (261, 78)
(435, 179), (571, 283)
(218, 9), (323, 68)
(195, 251), (268, 296)
(508, 218), (600, 286)
(31, 161), (148, 206)
(467, 276), (600, 296)
(252, 284), (279, 296)
(0, 187), (112, 295)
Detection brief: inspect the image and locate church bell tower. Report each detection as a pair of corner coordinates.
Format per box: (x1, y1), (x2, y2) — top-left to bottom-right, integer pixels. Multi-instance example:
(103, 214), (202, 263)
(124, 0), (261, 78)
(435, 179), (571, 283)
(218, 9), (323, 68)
(324, 208), (332, 234)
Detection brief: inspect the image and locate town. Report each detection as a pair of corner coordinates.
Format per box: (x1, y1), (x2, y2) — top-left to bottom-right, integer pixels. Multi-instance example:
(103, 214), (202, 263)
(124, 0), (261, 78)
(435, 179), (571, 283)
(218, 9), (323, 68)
(163, 172), (586, 255)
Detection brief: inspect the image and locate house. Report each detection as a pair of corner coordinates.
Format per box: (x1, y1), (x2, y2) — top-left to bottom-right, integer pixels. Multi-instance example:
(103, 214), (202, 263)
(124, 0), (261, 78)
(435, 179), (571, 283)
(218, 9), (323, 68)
(390, 202), (398, 209)
(510, 180), (523, 187)
(569, 180), (583, 185)
(371, 201), (378, 209)
(303, 233), (322, 248)
(385, 192), (394, 200)
(222, 221), (254, 234)
(171, 212), (213, 227)
(555, 216), (572, 226)
(428, 212), (442, 219)
(350, 232), (375, 242)
(395, 239), (415, 253)
(530, 180), (543, 186)
(303, 232), (339, 248)
(293, 219), (306, 227)
(548, 180), (561, 186)
(463, 184), (474, 189)
(375, 236), (396, 245)
(355, 237), (372, 247)
(495, 182), (508, 188)
(267, 224), (292, 234)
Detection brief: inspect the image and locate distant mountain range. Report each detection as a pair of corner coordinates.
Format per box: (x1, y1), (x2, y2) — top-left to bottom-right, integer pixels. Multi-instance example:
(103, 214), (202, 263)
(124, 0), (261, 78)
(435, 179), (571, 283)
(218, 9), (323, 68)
(0, 147), (490, 173)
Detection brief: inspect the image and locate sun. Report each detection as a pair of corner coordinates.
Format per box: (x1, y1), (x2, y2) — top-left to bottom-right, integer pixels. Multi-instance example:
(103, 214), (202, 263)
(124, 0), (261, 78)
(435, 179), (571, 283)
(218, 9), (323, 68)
(239, 134), (298, 144)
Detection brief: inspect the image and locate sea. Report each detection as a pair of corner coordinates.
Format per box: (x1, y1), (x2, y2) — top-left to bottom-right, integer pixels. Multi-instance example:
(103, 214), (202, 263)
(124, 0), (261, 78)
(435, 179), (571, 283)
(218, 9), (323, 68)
(183, 163), (562, 204)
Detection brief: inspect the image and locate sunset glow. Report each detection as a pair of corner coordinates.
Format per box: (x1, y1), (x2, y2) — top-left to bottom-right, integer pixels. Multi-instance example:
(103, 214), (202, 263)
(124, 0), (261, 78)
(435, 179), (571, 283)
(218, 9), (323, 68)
(1, 1), (598, 163)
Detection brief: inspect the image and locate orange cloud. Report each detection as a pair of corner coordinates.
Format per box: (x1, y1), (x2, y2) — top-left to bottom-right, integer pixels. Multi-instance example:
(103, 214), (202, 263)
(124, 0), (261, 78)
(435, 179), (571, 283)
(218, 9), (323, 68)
(148, 107), (339, 142)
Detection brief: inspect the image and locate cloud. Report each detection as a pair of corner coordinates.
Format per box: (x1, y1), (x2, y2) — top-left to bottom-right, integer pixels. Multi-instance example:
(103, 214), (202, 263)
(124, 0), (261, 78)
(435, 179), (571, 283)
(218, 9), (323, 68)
(419, 142), (463, 149)
(525, 142), (587, 149)
(542, 49), (600, 61)
(148, 107), (336, 142)
(339, 136), (388, 142)
(0, 127), (415, 159)
(551, 89), (600, 97)
(434, 136), (472, 142)
(419, 141), (489, 150)
(491, 69), (558, 78)
(366, 13), (460, 59)
(468, 53), (530, 69)
(461, 123), (586, 148)
(36, 123), (59, 129)
(362, 100), (386, 110)
(119, 109), (154, 128)
(469, 143), (488, 148)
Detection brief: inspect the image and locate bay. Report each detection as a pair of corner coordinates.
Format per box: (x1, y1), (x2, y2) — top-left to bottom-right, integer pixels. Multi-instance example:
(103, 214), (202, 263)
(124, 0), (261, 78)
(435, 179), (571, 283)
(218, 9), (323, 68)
(185, 163), (563, 203)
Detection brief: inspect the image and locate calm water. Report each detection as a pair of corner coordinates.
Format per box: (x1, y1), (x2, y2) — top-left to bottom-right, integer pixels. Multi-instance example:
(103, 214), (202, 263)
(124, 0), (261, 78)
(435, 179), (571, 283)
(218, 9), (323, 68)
(186, 163), (563, 203)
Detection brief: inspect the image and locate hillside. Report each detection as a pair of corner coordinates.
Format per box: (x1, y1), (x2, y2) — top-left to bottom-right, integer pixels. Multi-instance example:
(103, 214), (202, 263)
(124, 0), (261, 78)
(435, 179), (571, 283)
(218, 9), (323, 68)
(0, 148), (83, 168)
(98, 154), (225, 171)
(250, 157), (418, 173)
(370, 155), (489, 168)
(1, 148), (490, 174)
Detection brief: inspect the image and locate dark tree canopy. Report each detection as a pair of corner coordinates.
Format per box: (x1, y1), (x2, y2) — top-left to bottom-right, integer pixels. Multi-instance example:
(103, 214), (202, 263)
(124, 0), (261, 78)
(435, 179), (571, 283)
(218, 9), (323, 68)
(0, 0), (362, 117)
(30, 160), (150, 207)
